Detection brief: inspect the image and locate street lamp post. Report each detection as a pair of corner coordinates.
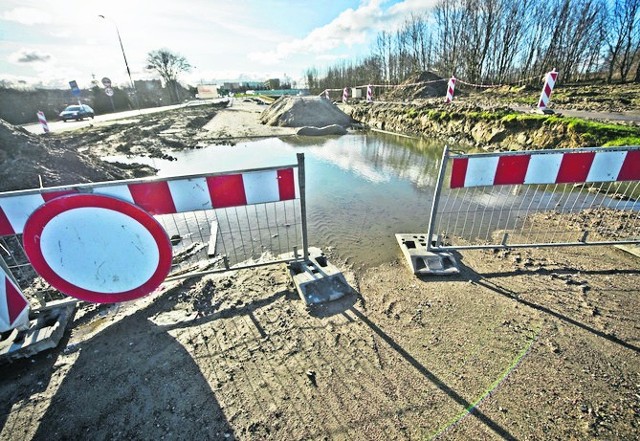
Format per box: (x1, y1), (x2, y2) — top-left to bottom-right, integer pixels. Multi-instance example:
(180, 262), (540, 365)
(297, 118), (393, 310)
(98, 15), (140, 110)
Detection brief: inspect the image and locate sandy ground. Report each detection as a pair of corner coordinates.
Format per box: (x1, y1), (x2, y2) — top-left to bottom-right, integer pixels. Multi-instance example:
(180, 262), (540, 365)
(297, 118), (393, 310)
(0, 102), (639, 440)
(202, 99), (298, 139)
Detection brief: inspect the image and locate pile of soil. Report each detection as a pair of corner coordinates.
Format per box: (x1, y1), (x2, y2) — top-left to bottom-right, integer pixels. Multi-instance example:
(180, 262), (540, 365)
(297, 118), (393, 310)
(260, 96), (352, 128)
(0, 119), (137, 192)
(383, 71), (449, 101)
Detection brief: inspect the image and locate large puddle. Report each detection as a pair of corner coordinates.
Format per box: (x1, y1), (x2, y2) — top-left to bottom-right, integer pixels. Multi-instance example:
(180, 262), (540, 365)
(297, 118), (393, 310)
(104, 133), (448, 268)
(104, 133), (639, 268)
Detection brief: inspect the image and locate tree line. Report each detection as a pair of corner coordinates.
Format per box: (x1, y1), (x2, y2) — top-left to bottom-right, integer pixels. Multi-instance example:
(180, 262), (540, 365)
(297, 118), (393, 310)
(306, 0), (640, 90)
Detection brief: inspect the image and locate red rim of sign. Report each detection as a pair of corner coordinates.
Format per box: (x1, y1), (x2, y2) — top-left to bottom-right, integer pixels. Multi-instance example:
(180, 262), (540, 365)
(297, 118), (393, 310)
(22, 193), (172, 303)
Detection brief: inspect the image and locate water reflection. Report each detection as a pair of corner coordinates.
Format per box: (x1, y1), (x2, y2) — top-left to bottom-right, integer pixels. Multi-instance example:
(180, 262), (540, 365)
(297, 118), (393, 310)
(103, 133), (448, 268)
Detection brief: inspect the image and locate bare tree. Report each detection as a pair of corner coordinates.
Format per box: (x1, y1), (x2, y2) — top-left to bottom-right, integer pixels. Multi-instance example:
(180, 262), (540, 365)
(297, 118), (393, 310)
(305, 0), (628, 89)
(146, 49), (191, 103)
(610, 0), (640, 81)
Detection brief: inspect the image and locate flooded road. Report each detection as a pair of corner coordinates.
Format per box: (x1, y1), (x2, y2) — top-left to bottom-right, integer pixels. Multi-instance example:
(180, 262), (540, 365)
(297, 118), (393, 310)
(105, 132), (448, 268)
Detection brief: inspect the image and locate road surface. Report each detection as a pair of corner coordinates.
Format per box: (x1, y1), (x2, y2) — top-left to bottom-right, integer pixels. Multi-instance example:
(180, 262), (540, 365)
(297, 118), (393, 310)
(23, 100), (220, 134)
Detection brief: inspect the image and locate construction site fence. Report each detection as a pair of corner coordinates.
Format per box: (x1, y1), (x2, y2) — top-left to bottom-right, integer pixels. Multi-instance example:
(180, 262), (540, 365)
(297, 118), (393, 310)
(0, 154), (308, 308)
(426, 146), (640, 252)
(318, 72), (548, 97)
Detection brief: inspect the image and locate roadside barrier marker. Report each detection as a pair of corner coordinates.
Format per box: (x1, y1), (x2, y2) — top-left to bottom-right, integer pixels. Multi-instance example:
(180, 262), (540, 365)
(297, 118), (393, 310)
(0, 262), (29, 332)
(445, 76), (456, 103)
(366, 85), (373, 103)
(537, 69), (558, 110)
(37, 111), (49, 133)
(342, 87), (348, 103)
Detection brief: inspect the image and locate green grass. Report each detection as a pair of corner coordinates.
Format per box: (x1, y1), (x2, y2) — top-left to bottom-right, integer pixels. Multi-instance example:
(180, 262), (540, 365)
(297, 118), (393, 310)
(402, 104), (640, 146)
(603, 136), (640, 146)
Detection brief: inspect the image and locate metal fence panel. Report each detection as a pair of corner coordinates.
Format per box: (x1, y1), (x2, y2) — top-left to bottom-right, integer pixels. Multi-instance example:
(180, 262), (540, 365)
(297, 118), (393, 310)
(0, 155), (306, 310)
(427, 146), (640, 251)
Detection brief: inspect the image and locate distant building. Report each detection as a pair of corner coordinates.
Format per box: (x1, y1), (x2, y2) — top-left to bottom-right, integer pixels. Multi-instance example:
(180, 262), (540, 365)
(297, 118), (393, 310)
(222, 82), (240, 92)
(241, 81), (264, 90)
(265, 78), (280, 90)
(196, 85), (220, 99)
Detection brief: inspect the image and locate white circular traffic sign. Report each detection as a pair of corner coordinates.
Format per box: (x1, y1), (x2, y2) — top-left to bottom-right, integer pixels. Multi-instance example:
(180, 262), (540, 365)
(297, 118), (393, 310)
(23, 194), (172, 303)
(105, 87), (114, 97)
(101, 77), (112, 87)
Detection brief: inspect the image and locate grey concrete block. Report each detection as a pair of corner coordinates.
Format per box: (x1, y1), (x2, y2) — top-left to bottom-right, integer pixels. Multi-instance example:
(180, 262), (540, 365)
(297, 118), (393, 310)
(395, 234), (460, 276)
(0, 303), (76, 362)
(289, 247), (353, 305)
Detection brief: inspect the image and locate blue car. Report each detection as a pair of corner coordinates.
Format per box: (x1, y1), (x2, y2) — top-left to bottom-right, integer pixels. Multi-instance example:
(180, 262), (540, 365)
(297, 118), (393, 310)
(59, 104), (95, 122)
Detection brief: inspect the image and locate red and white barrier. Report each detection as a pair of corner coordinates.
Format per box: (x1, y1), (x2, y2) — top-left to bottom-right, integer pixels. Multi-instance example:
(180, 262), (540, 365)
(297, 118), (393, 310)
(445, 76), (456, 103)
(0, 266), (29, 332)
(537, 69), (558, 110)
(37, 111), (49, 133)
(450, 147), (640, 188)
(366, 85), (373, 103)
(0, 168), (297, 236)
(342, 87), (348, 103)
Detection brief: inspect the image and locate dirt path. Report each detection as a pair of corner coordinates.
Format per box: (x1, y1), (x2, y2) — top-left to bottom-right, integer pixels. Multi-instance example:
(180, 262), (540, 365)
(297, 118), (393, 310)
(0, 103), (638, 440)
(202, 99), (298, 139)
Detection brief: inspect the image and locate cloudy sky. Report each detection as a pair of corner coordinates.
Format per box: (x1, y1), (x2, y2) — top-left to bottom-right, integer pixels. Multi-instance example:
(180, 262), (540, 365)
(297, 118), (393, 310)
(0, 0), (436, 89)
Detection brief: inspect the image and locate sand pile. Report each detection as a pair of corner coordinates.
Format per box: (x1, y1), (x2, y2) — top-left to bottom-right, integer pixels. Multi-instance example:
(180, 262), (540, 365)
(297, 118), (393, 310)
(260, 96), (352, 128)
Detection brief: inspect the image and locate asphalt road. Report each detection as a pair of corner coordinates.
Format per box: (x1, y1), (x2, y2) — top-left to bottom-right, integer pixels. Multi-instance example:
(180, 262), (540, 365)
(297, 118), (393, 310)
(22, 100), (219, 134)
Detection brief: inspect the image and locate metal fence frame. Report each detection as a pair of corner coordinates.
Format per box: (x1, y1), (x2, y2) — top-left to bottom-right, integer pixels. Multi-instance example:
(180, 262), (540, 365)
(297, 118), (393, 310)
(426, 146), (640, 252)
(0, 153), (309, 309)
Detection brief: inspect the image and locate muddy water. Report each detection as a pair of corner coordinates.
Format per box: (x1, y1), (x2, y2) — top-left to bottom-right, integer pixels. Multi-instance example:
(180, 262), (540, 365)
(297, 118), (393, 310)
(104, 133), (448, 268)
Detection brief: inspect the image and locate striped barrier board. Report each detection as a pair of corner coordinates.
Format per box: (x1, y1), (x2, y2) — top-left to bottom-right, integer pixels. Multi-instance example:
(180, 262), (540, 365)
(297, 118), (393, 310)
(0, 167), (297, 236)
(450, 148), (640, 188)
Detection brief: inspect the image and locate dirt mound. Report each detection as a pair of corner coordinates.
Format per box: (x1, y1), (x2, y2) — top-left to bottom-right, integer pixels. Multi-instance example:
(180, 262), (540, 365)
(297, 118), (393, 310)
(260, 96), (352, 128)
(0, 119), (139, 192)
(384, 71), (448, 100)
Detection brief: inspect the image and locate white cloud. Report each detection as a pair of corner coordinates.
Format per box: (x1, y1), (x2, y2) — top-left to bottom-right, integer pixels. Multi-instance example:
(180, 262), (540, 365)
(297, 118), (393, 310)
(248, 0), (437, 65)
(2, 7), (51, 25)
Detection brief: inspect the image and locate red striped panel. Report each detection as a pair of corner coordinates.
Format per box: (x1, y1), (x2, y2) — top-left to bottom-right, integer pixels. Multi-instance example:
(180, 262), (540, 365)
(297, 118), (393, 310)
(42, 189), (78, 202)
(450, 158), (469, 188)
(207, 174), (247, 208)
(0, 207), (14, 236)
(617, 150), (640, 181)
(549, 72), (558, 82)
(494, 155), (531, 185)
(556, 152), (596, 183)
(128, 182), (177, 215)
(543, 84), (553, 96)
(277, 168), (295, 200)
(6, 278), (27, 325)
